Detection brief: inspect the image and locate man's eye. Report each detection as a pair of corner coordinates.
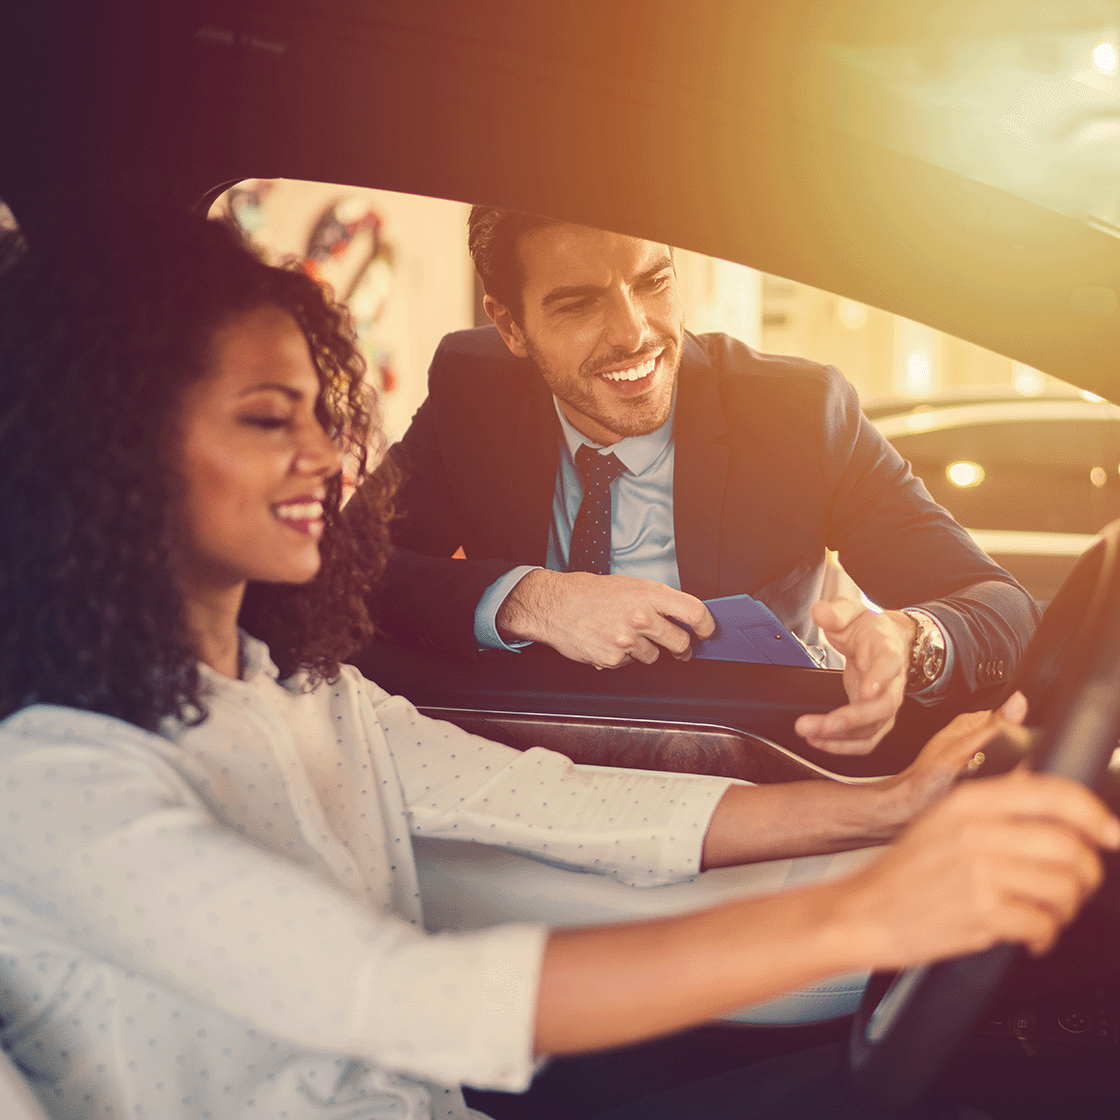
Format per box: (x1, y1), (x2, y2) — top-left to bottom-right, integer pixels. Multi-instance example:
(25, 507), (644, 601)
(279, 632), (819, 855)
(557, 299), (592, 315)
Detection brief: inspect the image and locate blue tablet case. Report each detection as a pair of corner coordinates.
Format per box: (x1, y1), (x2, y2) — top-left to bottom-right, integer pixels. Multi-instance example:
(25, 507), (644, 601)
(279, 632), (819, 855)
(691, 593), (822, 667)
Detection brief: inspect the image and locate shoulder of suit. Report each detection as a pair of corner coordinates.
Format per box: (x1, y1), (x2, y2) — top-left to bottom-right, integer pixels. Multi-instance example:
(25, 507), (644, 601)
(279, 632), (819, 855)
(430, 325), (534, 387)
(687, 331), (847, 391)
(682, 332), (862, 438)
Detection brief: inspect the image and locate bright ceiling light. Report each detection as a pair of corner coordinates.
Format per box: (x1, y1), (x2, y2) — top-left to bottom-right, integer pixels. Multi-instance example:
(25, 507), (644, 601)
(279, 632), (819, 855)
(1013, 364), (1045, 396)
(1093, 42), (1118, 74)
(837, 299), (867, 329)
(904, 349), (934, 395)
(1091, 466), (1108, 487)
(946, 461), (985, 488)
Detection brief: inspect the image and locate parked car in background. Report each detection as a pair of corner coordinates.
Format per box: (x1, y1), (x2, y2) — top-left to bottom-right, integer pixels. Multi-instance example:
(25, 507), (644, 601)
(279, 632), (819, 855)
(867, 392), (1120, 603)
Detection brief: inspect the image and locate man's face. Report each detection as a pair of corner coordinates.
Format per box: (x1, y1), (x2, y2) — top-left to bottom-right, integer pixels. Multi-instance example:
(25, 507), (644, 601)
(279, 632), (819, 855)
(488, 224), (684, 446)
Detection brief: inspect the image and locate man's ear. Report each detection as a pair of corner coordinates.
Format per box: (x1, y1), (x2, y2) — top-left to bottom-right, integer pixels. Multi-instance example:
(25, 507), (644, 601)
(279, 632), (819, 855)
(483, 295), (529, 358)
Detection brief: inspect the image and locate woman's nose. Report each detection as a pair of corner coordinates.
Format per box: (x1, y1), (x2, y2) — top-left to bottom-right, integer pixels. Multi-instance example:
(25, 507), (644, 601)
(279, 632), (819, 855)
(295, 421), (344, 477)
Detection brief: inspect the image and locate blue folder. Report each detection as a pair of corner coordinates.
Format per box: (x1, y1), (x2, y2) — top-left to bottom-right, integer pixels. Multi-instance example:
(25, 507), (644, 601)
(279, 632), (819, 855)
(691, 594), (823, 667)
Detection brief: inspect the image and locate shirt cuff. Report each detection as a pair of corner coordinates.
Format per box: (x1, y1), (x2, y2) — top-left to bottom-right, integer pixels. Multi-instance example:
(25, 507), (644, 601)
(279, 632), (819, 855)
(350, 920), (549, 1091)
(473, 566), (542, 651)
(905, 607), (955, 701)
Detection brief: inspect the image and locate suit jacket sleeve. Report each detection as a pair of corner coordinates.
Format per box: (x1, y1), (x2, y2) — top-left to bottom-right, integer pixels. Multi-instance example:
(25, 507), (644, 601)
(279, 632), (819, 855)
(818, 370), (1041, 696)
(372, 545), (517, 659)
(356, 332), (522, 660)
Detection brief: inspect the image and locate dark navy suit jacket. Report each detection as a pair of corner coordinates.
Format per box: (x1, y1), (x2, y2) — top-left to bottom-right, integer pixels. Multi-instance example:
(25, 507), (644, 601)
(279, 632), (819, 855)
(372, 326), (1039, 695)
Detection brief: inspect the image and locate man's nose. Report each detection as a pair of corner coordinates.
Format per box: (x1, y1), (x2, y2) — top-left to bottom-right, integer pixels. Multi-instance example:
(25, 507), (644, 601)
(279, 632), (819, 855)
(603, 290), (647, 352)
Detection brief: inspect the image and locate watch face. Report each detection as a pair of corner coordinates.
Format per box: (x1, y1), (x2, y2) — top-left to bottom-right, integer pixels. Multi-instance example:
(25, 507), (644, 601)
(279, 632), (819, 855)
(906, 616), (946, 691)
(922, 645), (945, 680)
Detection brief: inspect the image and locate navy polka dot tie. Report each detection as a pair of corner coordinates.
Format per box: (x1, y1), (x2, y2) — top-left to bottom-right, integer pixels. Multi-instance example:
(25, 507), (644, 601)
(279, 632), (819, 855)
(568, 444), (626, 575)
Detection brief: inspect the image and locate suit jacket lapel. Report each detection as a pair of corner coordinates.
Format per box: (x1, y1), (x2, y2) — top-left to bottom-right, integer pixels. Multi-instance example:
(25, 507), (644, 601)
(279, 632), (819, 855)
(673, 335), (729, 600)
(508, 381), (559, 564)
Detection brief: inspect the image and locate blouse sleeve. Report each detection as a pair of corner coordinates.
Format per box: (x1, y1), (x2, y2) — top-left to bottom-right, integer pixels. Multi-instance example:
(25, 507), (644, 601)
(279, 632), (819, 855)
(0, 707), (546, 1091)
(362, 682), (734, 887)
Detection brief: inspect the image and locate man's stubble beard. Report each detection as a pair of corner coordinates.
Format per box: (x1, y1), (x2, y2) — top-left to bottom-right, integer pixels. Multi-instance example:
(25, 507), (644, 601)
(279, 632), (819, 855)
(522, 332), (682, 442)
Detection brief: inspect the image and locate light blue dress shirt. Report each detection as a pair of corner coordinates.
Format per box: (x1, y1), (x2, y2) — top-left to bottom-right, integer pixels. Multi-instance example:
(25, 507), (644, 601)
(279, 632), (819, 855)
(474, 398), (677, 649)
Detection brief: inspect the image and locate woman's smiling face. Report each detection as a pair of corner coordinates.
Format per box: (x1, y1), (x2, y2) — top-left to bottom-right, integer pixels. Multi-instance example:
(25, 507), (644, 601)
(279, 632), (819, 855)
(175, 304), (344, 600)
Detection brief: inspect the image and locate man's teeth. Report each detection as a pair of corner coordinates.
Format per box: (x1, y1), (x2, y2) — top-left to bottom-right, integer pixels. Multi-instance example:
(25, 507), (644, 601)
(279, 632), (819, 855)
(274, 501), (323, 520)
(602, 357), (656, 382)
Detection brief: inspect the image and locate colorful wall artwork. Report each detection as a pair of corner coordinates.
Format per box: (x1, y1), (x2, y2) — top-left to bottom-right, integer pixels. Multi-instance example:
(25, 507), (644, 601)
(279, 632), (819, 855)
(212, 179), (473, 444)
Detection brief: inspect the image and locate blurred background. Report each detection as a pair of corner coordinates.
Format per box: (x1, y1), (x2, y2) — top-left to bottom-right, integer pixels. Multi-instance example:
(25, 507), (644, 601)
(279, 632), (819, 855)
(205, 177), (1120, 604)
(208, 176), (1080, 442)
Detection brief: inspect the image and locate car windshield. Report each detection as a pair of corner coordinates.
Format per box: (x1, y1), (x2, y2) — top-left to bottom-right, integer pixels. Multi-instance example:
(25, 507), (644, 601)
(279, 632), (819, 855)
(803, 17), (1120, 236)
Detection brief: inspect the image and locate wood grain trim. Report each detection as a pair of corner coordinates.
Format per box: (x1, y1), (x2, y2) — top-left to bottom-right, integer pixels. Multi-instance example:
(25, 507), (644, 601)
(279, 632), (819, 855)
(418, 707), (862, 785)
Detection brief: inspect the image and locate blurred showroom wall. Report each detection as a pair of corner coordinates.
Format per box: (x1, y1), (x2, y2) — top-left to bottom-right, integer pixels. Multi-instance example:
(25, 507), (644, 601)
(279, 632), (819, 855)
(213, 179), (1064, 446)
(211, 180), (474, 444)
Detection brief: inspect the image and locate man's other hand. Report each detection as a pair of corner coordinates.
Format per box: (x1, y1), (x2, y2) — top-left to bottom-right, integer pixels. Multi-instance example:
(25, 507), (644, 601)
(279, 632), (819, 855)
(496, 569), (714, 668)
(794, 596), (917, 754)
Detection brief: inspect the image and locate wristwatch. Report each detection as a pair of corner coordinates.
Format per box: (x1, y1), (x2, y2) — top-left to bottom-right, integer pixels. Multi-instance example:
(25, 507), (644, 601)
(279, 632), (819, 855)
(902, 609), (946, 693)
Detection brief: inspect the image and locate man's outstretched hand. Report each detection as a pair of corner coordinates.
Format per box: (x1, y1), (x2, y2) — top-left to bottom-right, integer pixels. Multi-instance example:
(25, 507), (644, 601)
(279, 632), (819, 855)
(795, 596), (920, 754)
(496, 569), (715, 669)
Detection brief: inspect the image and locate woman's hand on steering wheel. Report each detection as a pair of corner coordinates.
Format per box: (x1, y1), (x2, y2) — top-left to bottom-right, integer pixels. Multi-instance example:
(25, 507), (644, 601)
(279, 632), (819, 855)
(834, 771), (1120, 971)
(874, 691), (1030, 831)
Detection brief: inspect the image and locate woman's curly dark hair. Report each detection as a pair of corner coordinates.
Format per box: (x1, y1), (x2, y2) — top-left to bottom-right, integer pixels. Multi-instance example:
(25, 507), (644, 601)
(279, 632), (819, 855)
(0, 210), (394, 731)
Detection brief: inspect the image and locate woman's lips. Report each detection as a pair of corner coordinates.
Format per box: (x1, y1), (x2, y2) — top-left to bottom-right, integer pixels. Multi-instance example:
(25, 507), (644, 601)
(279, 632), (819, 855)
(272, 498), (325, 538)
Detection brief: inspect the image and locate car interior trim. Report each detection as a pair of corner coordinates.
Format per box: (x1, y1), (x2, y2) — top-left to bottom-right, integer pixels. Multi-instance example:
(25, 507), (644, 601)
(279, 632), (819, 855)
(417, 705), (881, 787)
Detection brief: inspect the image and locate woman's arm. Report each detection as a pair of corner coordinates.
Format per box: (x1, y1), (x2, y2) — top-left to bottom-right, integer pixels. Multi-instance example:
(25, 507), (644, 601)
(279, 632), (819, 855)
(388, 678), (1033, 882)
(700, 700), (1031, 868)
(536, 771), (1118, 1055)
(0, 712), (548, 1091)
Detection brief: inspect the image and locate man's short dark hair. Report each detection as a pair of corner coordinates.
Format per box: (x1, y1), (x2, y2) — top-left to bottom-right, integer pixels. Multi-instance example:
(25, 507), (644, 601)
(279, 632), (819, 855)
(467, 205), (561, 322)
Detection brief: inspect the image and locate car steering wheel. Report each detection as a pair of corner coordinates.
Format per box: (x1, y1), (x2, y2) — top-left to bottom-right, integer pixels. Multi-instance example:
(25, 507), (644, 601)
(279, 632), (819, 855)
(848, 518), (1120, 1115)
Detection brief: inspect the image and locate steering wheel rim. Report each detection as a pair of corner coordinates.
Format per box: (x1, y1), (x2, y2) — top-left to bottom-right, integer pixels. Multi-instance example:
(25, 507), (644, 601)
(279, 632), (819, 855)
(848, 518), (1120, 1116)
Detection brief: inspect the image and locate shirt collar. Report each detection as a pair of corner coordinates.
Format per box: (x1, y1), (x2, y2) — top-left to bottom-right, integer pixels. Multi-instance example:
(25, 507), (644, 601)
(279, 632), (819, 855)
(196, 631), (280, 690)
(551, 386), (676, 477)
(239, 631), (279, 682)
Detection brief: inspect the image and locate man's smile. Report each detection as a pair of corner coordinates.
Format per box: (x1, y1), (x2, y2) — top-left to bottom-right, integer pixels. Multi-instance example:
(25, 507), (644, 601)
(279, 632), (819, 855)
(600, 353), (659, 383)
(590, 350), (669, 402)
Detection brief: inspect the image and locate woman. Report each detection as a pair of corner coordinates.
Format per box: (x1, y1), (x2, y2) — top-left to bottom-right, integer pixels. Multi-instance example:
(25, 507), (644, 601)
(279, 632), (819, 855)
(0, 213), (1112, 1120)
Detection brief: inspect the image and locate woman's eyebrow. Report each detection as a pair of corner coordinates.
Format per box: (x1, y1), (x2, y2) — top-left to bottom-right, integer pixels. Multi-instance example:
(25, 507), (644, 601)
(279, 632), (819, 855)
(236, 382), (303, 400)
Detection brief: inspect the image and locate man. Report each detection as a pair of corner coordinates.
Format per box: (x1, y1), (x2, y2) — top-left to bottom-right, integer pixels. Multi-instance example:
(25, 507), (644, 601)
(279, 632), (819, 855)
(374, 209), (1039, 754)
